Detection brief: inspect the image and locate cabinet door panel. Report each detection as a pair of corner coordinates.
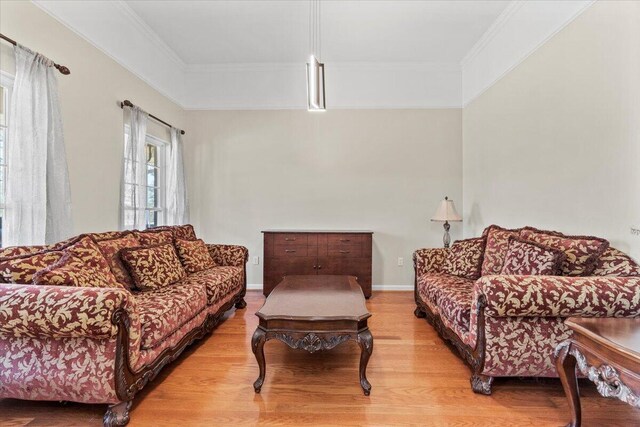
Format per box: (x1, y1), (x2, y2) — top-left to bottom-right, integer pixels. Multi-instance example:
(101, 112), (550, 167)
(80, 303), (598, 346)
(263, 257), (317, 295)
(317, 257), (371, 297)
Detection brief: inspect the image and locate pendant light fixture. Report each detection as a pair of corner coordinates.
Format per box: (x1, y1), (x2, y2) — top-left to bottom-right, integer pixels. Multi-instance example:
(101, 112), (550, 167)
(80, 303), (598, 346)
(307, 0), (326, 111)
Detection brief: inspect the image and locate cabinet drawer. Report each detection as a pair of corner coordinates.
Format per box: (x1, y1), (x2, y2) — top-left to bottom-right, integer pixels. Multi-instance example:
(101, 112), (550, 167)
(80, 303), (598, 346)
(272, 233), (308, 245)
(327, 244), (362, 257)
(326, 233), (364, 245)
(272, 244), (309, 257)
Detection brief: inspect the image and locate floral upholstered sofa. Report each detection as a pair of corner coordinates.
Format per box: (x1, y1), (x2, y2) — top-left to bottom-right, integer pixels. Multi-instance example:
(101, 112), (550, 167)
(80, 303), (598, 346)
(413, 225), (640, 395)
(0, 224), (248, 426)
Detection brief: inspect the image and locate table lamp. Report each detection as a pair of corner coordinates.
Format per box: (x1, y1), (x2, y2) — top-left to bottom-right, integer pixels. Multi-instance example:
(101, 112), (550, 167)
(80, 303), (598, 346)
(431, 196), (462, 248)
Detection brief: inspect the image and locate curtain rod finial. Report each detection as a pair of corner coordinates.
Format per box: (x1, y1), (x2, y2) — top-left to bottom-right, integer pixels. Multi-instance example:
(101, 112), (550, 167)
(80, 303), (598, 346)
(55, 65), (70, 75)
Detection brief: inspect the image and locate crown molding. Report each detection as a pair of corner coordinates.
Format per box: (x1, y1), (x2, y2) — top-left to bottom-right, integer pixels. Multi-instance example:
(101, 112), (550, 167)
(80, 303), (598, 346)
(31, 0), (186, 107)
(461, 1), (525, 67)
(111, 0), (186, 70)
(461, 0), (597, 106)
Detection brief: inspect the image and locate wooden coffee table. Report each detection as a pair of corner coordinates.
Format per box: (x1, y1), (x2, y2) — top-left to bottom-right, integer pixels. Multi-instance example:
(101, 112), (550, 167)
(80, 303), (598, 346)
(555, 317), (640, 427)
(251, 275), (373, 395)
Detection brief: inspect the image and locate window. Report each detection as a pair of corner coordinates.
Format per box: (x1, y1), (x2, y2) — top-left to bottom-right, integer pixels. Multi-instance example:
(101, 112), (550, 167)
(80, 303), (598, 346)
(0, 74), (13, 246)
(123, 127), (166, 229)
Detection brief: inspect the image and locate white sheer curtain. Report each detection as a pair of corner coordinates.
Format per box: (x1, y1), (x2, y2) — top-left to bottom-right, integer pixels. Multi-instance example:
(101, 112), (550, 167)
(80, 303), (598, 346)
(120, 106), (148, 230)
(165, 127), (189, 225)
(5, 45), (73, 246)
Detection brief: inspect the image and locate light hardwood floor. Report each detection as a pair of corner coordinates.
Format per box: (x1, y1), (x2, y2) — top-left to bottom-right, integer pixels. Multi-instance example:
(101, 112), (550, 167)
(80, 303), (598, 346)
(2, 290), (639, 426)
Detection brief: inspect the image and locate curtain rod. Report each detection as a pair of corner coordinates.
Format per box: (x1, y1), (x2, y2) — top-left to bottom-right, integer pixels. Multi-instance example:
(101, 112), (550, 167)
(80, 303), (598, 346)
(0, 33), (70, 75)
(120, 100), (185, 135)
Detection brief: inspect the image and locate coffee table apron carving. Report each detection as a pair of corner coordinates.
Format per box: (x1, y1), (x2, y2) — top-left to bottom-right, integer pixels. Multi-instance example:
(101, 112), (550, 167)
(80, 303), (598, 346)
(252, 275), (373, 395)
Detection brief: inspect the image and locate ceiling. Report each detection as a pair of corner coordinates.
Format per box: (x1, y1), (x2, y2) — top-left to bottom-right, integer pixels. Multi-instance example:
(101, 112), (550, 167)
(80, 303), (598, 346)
(32, 0), (594, 108)
(125, 0), (510, 65)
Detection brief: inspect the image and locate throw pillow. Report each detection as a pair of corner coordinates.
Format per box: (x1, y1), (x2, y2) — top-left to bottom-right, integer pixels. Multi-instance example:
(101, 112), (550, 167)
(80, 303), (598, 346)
(593, 247), (640, 277)
(33, 236), (121, 288)
(442, 237), (486, 280)
(150, 224), (197, 241)
(519, 227), (609, 276)
(500, 237), (566, 276)
(0, 251), (64, 283)
(87, 230), (128, 242)
(480, 225), (523, 276)
(174, 238), (216, 273)
(97, 233), (141, 289)
(120, 243), (186, 291)
(134, 230), (174, 247)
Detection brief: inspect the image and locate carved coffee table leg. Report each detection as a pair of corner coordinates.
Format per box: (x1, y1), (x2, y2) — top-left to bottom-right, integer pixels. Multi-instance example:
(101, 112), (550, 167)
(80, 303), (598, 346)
(357, 329), (373, 395)
(556, 342), (581, 427)
(252, 327), (267, 393)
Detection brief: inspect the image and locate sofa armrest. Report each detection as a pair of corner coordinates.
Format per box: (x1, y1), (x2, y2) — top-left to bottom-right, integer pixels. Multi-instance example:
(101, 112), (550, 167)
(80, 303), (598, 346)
(474, 275), (640, 318)
(413, 248), (448, 276)
(0, 283), (135, 339)
(206, 244), (248, 267)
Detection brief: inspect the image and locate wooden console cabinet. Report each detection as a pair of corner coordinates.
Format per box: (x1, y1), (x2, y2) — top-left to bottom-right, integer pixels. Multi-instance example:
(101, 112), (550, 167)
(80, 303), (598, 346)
(262, 230), (373, 298)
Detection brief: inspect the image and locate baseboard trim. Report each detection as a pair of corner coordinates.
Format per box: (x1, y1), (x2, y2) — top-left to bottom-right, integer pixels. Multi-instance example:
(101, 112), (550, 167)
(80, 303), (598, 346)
(247, 283), (412, 291)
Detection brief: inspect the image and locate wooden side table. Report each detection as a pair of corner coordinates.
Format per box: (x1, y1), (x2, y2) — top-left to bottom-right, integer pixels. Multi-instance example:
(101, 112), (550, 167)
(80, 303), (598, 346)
(555, 317), (640, 427)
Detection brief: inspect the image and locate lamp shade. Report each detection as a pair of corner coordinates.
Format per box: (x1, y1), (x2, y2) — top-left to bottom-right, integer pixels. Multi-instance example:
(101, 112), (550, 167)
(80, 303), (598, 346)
(431, 197), (462, 222)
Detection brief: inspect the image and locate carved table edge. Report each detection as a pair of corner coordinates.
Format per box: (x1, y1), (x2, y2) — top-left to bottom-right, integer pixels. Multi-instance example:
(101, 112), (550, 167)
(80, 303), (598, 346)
(555, 340), (640, 408)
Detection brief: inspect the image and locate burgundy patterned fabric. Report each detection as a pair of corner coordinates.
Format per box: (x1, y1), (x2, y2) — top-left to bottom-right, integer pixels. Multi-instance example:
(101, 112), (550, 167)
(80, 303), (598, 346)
(206, 244), (249, 267)
(481, 225), (522, 276)
(121, 243), (186, 291)
(519, 227), (609, 276)
(134, 310), (208, 370)
(0, 235), (81, 261)
(0, 282), (142, 403)
(134, 230), (174, 247)
(436, 278), (473, 334)
(174, 238), (217, 273)
(86, 230), (128, 242)
(500, 237), (566, 276)
(0, 335), (120, 404)
(442, 237), (486, 280)
(97, 233), (141, 289)
(416, 273), (474, 339)
(482, 317), (571, 377)
(149, 224), (197, 241)
(413, 248), (448, 276)
(133, 282), (207, 350)
(476, 275), (640, 318)
(181, 266), (244, 306)
(33, 237), (122, 289)
(0, 251), (64, 284)
(0, 284), (133, 339)
(0, 245), (49, 259)
(593, 246), (640, 277)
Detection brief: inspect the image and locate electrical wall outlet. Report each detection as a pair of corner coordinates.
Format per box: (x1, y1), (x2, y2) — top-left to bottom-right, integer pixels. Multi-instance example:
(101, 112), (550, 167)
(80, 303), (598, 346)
(397, 257), (404, 266)
(253, 256), (260, 265)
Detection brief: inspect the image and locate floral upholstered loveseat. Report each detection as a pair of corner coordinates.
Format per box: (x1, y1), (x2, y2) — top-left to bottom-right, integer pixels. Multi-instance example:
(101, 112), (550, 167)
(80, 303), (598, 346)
(0, 225), (248, 426)
(413, 225), (640, 395)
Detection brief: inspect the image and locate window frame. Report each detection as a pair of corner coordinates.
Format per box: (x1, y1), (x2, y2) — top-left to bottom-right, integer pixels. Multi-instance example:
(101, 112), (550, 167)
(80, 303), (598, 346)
(143, 134), (166, 229)
(0, 71), (15, 246)
(122, 125), (168, 229)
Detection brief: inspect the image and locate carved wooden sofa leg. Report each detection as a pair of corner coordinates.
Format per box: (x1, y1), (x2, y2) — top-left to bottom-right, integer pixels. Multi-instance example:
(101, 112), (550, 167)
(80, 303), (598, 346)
(470, 374), (494, 395)
(235, 298), (247, 309)
(103, 401), (132, 427)
(414, 306), (426, 318)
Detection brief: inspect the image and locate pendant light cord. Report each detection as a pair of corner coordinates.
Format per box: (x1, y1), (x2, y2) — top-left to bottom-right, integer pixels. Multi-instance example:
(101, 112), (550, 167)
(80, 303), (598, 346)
(309, 0), (321, 60)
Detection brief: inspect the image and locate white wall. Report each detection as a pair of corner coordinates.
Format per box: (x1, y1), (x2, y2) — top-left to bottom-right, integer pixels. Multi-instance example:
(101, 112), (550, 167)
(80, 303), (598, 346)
(463, 1), (640, 259)
(186, 109), (462, 287)
(0, 1), (185, 234)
